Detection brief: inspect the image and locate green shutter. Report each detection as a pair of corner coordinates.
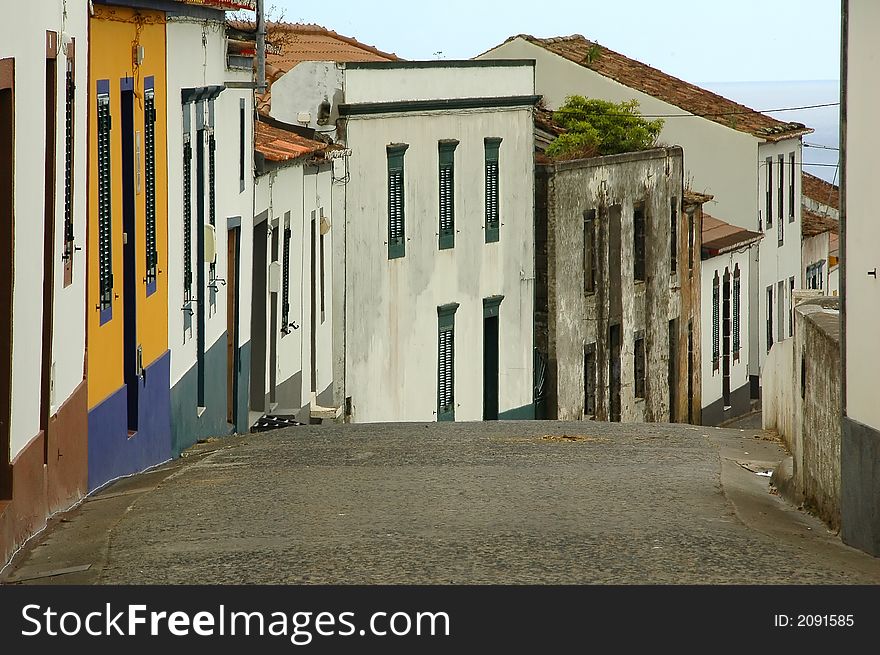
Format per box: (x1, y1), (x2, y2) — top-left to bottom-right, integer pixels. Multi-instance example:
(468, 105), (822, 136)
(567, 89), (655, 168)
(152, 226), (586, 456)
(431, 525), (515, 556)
(438, 140), (457, 250)
(387, 144), (408, 259)
(437, 303), (459, 421)
(484, 137), (501, 243)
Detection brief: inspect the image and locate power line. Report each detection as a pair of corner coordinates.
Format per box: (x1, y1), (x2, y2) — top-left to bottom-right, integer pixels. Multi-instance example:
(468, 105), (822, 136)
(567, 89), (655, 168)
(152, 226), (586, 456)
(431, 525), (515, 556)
(555, 101), (839, 120)
(804, 142), (840, 151)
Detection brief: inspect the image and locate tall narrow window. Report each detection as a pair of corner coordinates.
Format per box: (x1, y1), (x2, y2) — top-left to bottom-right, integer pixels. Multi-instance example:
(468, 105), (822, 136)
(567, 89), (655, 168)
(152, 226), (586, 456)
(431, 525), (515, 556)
(777, 280), (785, 343)
(144, 77), (158, 293)
(670, 198), (678, 274)
(97, 80), (113, 320)
(182, 105), (193, 300)
(320, 211), (326, 323)
(484, 137), (501, 243)
(733, 265), (741, 360)
(789, 275), (795, 337)
(766, 285), (774, 352)
(208, 100), (217, 285)
(788, 152), (795, 221)
(584, 209), (596, 294)
(634, 204), (646, 282)
(1, 58), (13, 500)
(239, 98), (246, 193)
(438, 139), (457, 249)
(281, 212), (291, 334)
(387, 143), (407, 259)
(634, 334), (646, 399)
(584, 343), (596, 417)
(62, 40), (76, 286)
(778, 155), (784, 223)
(437, 303), (459, 421)
(712, 272), (720, 371)
(765, 156), (773, 228)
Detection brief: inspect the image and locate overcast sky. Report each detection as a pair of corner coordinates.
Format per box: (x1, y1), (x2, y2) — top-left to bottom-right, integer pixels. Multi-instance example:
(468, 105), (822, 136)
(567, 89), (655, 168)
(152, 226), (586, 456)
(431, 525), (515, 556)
(268, 0), (840, 84)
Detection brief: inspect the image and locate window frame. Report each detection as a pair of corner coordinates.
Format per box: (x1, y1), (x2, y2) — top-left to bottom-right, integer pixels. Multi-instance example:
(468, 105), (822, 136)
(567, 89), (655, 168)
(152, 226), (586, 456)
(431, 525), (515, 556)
(484, 137), (502, 243)
(584, 209), (596, 294)
(438, 139), (457, 250)
(584, 343), (596, 417)
(144, 76), (158, 295)
(437, 303), (459, 421)
(712, 271), (720, 371)
(733, 265), (741, 361)
(788, 152), (796, 222)
(62, 39), (76, 286)
(634, 333), (646, 399)
(97, 79), (113, 324)
(765, 156), (773, 228)
(670, 197), (678, 274)
(387, 143), (408, 259)
(633, 203), (646, 283)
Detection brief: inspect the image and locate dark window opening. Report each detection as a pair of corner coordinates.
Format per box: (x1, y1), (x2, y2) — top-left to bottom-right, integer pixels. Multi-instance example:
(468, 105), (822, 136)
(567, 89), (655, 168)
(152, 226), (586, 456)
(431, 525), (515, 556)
(584, 209), (596, 294)
(767, 285), (774, 352)
(97, 81), (113, 318)
(789, 276), (795, 337)
(182, 106), (193, 301)
(62, 41), (76, 286)
(320, 214), (325, 323)
(144, 79), (158, 291)
(584, 343), (596, 417)
(778, 155), (784, 246)
(281, 213), (291, 335)
(1, 61), (14, 500)
(670, 198), (677, 274)
(766, 156), (773, 228)
(239, 98), (246, 193)
(789, 152), (796, 221)
(712, 272), (720, 370)
(438, 303), (459, 421)
(733, 265), (741, 360)
(687, 209), (694, 275)
(634, 204), (646, 282)
(634, 335), (646, 399)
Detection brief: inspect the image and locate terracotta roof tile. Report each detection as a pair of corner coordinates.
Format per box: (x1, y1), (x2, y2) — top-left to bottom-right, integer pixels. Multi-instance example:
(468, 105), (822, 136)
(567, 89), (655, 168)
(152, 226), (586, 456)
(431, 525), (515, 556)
(829, 232), (839, 259)
(506, 34), (813, 142)
(801, 172), (839, 210)
(701, 213), (763, 257)
(802, 207), (839, 238)
(684, 189), (714, 205)
(254, 120), (329, 163)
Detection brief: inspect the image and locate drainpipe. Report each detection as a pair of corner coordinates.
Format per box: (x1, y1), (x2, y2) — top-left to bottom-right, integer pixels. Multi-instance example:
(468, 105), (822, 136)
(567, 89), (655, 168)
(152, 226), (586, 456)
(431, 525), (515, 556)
(255, 0), (266, 92)
(839, 0), (847, 420)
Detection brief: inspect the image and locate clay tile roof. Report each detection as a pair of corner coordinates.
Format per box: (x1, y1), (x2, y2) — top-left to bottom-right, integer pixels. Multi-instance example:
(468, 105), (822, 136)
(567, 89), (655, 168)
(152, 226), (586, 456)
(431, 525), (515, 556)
(802, 207), (839, 238)
(254, 120), (329, 163)
(701, 213), (763, 257)
(506, 34), (813, 142)
(683, 189), (714, 205)
(801, 172), (839, 210)
(252, 22), (399, 115)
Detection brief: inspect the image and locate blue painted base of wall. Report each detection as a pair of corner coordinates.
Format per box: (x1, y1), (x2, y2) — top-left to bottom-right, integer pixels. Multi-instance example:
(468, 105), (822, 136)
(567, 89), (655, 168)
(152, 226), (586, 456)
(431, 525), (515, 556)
(499, 403), (536, 420)
(171, 333), (232, 457)
(88, 351), (172, 492)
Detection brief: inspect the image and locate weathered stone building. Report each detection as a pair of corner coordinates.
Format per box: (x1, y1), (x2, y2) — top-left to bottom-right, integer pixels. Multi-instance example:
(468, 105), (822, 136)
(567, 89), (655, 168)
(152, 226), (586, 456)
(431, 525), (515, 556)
(535, 146), (701, 423)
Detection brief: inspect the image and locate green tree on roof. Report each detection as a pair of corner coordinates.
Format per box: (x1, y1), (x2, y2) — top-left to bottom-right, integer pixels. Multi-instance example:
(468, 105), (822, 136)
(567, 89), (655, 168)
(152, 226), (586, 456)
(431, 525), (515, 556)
(546, 96), (664, 159)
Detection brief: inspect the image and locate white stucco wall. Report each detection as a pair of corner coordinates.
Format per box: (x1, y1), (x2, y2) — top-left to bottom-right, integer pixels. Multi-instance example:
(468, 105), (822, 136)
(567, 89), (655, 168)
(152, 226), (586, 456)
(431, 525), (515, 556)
(701, 247), (752, 412)
(844, 0), (880, 429)
(342, 102), (535, 422)
(166, 19), (254, 388)
(3, 2), (88, 460)
(480, 39), (804, 382)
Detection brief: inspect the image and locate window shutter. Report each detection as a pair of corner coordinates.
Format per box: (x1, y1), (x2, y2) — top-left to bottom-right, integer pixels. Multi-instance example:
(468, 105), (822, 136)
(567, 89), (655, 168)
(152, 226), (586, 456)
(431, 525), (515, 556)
(437, 303), (459, 421)
(438, 140), (457, 250)
(635, 336), (646, 399)
(281, 215), (291, 334)
(733, 266), (741, 357)
(789, 152), (796, 221)
(712, 273), (720, 369)
(766, 157), (773, 228)
(484, 137), (501, 243)
(97, 80), (113, 319)
(62, 42), (76, 285)
(144, 78), (158, 292)
(183, 105), (193, 300)
(634, 205), (646, 282)
(584, 343), (596, 416)
(387, 144), (407, 259)
(670, 198), (677, 274)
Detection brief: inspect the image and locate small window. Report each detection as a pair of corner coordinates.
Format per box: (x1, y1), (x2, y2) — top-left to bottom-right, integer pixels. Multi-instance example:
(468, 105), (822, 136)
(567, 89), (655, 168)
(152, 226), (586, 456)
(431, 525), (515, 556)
(387, 144), (408, 259)
(789, 152), (795, 221)
(634, 335), (646, 399)
(766, 285), (774, 352)
(144, 77), (158, 294)
(584, 209), (596, 294)
(634, 204), (646, 282)
(687, 209), (694, 275)
(484, 137), (501, 243)
(777, 280), (785, 343)
(437, 303), (459, 421)
(584, 343), (596, 417)
(733, 265), (741, 360)
(438, 140), (457, 249)
(789, 276), (795, 337)
(320, 213), (326, 323)
(97, 80), (113, 321)
(208, 99), (217, 288)
(777, 155), (784, 246)
(281, 212), (291, 334)
(712, 272), (720, 370)
(670, 198), (677, 274)
(766, 157), (773, 228)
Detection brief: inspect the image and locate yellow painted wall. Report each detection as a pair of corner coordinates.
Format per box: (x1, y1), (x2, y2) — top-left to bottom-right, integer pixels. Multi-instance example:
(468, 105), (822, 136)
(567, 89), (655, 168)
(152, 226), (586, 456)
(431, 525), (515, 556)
(88, 6), (168, 409)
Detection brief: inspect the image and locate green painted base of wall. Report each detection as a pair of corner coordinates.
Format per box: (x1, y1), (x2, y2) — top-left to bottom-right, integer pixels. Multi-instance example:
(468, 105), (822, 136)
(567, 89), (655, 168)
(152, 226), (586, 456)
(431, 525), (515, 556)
(170, 334), (232, 457)
(499, 403), (536, 420)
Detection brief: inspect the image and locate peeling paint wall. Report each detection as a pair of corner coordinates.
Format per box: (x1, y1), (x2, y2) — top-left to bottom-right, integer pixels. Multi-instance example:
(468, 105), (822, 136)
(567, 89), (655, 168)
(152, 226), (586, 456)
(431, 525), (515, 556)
(536, 147), (697, 423)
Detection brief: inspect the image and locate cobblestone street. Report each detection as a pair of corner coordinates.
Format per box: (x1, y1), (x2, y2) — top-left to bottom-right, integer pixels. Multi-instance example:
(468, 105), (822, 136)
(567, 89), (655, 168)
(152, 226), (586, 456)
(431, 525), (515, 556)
(4, 420), (880, 585)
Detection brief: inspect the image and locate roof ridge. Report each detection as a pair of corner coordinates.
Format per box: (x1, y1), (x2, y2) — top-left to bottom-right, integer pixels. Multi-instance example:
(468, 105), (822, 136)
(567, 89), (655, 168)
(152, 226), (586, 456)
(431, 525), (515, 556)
(270, 20), (399, 60)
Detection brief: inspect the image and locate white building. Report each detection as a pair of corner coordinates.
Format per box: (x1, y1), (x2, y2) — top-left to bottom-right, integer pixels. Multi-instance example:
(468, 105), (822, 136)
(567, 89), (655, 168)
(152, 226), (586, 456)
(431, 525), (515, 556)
(801, 172), (839, 296)
(251, 117), (336, 423)
(165, 13), (256, 454)
(0, 0), (89, 566)
(841, 0), (880, 555)
(700, 215), (762, 425)
(271, 60), (539, 422)
(479, 35), (810, 399)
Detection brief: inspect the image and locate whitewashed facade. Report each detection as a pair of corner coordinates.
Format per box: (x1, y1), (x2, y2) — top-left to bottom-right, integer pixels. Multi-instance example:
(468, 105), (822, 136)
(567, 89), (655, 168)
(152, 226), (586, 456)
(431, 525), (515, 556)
(271, 60), (538, 422)
(479, 37), (808, 396)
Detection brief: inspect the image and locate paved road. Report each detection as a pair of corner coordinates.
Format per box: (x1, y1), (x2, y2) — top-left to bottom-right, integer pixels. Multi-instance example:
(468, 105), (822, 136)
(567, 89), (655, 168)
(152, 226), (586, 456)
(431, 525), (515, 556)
(4, 420), (880, 584)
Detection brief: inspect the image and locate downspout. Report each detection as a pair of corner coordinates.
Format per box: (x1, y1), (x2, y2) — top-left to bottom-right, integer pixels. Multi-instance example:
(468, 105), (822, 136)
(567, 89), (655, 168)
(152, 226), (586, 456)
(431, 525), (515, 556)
(839, 0), (847, 420)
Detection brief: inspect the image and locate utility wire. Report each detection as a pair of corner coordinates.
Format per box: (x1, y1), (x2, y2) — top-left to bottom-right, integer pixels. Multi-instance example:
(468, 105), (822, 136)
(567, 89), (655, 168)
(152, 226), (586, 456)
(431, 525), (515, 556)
(554, 102), (839, 120)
